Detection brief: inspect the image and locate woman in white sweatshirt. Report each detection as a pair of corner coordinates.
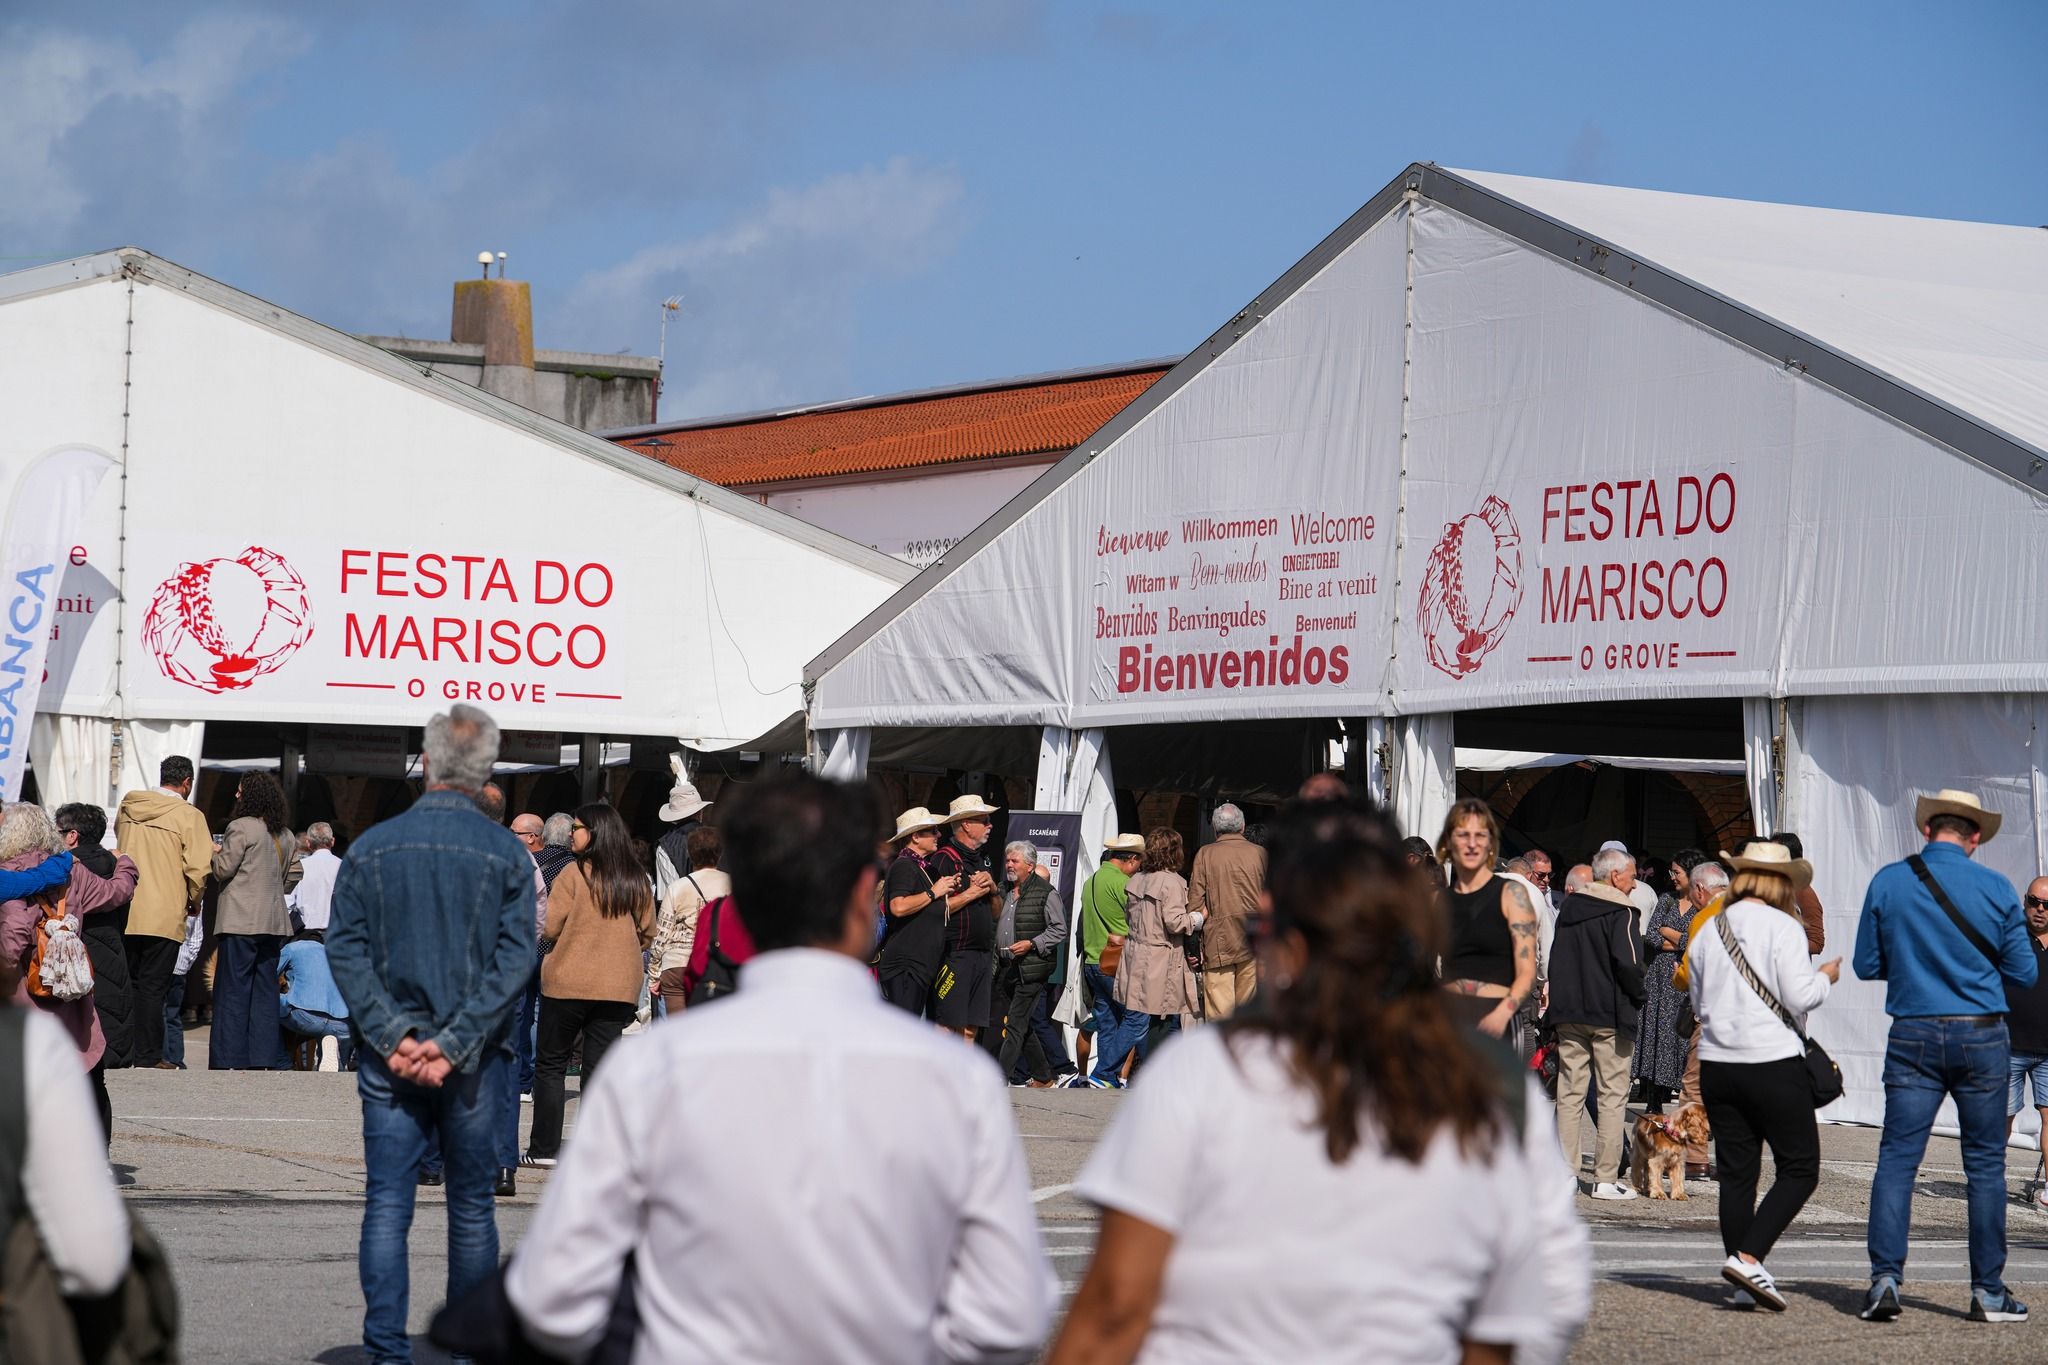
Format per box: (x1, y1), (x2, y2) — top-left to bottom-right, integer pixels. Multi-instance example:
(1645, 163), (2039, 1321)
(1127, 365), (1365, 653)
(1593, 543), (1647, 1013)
(1685, 841), (1842, 1311)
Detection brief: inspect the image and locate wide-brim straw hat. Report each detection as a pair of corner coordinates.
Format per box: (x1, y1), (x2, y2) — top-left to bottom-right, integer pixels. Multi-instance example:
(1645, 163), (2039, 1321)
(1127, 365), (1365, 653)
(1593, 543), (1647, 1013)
(1103, 832), (1145, 855)
(943, 794), (999, 823)
(1719, 840), (1813, 892)
(1914, 788), (2003, 842)
(658, 754), (712, 823)
(891, 807), (945, 843)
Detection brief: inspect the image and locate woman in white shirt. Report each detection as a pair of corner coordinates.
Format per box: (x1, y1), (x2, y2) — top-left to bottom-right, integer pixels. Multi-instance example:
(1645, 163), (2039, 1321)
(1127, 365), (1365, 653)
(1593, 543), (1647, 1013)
(1050, 795), (1590, 1365)
(1685, 841), (1842, 1310)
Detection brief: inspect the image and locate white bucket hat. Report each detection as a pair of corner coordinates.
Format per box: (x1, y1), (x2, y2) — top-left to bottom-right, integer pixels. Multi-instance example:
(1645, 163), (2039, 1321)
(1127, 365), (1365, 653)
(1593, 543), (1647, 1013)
(891, 807), (945, 843)
(1914, 788), (2002, 842)
(1719, 840), (1813, 892)
(658, 753), (712, 824)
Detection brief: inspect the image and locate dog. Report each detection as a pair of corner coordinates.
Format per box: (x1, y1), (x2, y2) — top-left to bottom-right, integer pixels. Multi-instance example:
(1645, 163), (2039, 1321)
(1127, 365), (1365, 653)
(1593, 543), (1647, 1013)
(1631, 1103), (1711, 1200)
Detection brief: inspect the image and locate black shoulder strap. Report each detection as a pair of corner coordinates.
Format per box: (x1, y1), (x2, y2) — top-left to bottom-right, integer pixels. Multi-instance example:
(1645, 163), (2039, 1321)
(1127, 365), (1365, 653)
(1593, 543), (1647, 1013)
(1908, 855), (2001, 967)
(0, 1007), (29, 1230)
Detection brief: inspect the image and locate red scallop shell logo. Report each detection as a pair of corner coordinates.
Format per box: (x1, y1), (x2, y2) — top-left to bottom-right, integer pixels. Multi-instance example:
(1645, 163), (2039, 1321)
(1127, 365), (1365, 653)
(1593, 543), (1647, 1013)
(142, 546), (314, 694)
(1417, 495), (1522, 678)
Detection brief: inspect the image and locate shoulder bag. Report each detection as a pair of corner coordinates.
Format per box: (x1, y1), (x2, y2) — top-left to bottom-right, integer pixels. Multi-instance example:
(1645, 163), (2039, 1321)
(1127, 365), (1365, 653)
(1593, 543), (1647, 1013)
(1714, 913), (1843, 1108)
(1906, 854), (2002, 967)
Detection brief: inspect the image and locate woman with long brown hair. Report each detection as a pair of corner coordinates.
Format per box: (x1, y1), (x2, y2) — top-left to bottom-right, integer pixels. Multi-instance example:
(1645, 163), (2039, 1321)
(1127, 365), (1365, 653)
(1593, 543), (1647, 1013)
(524, 802), (656, 1167)
(1050, 795), (1589, 1364)
(1436, 797), (1540, 1052)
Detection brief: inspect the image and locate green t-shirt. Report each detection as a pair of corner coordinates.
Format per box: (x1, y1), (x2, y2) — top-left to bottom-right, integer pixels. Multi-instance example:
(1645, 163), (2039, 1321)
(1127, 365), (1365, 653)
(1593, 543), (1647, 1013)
(1079, 863), (1131, 965)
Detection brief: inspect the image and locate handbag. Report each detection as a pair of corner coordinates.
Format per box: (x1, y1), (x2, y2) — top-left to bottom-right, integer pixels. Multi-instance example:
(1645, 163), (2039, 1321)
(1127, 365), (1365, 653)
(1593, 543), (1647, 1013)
(1097, 936), (1124, 976)
(1714, 913), (1843, 1108)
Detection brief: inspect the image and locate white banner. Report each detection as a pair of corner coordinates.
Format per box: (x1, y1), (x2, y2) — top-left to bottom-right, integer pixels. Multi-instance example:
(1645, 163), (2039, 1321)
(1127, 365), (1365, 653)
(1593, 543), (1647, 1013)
(0, 445), (117, 798)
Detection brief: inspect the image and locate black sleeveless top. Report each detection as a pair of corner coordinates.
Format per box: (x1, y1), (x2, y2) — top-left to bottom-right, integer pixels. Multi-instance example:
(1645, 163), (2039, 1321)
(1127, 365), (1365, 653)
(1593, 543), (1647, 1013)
(1444, 876), (1516, 987)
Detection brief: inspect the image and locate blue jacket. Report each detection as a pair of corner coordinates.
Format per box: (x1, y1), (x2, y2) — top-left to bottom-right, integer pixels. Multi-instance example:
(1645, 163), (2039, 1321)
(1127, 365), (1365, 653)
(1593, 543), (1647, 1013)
(279, 940), (349, 1019)
(326, 790), (536, 1073)
(1853, 841), (2036, 1018)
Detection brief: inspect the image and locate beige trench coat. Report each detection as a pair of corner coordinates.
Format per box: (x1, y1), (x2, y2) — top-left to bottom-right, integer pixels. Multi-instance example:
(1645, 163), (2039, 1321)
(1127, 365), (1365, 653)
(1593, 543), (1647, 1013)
(1114, 870), (1200, 1016)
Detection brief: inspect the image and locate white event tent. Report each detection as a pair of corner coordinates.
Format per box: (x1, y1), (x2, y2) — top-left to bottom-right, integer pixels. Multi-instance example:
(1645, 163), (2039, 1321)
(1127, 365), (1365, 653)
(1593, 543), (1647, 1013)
(806, 164), (2048, 1127)
(0, 249), (910, 808)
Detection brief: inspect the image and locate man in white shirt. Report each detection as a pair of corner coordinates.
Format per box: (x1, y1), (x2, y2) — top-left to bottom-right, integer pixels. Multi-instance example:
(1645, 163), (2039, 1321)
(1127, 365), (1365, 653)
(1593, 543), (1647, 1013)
(507, 772), (1052, 1364)
(288, 822), (342, 935)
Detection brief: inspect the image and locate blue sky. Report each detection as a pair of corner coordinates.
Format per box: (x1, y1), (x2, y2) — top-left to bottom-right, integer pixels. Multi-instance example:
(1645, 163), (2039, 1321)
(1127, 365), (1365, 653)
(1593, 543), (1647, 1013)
(5, 1), (2043, 420)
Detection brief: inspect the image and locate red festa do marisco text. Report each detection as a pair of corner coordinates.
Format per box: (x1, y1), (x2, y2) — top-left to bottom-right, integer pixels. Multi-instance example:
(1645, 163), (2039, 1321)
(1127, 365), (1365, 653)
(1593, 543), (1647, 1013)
(337, 550), (614, 671)
(1537, 473), (1737, 624)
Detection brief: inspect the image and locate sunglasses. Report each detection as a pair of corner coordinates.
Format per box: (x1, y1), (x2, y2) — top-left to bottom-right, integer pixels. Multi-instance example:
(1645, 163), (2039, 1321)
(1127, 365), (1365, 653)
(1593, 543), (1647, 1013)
(2029, 896), (2048, 910)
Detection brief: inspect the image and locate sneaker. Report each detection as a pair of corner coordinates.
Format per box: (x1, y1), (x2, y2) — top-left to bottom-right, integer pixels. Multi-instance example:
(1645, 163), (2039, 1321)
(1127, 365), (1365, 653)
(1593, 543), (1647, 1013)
(1721, 1256), (1786, 1312)
(2033, 1185), (2048, 1213)
(1969, 1288), (2029, 1323)
(317, 1038), (339, 1072)
(1589, 1182), (1639, 1201)
(518, 1154), (557, 1170)
(1860, 1277), (1901, 1322)
(520, 1092), (533, 1104)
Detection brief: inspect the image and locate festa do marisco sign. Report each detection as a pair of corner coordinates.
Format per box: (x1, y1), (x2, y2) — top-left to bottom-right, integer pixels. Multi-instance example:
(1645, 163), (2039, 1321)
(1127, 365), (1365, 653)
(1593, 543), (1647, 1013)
(1079, 466), (1756, 712)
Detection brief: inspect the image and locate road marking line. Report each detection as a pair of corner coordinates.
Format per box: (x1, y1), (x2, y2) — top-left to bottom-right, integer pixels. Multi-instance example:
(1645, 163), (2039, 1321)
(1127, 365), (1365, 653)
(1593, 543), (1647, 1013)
(1033, 1183), (1076, 1202)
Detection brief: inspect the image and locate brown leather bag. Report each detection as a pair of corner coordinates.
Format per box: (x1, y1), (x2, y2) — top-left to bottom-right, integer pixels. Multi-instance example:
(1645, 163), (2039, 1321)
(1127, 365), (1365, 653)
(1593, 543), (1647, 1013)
(1097, 935), (1124, 976)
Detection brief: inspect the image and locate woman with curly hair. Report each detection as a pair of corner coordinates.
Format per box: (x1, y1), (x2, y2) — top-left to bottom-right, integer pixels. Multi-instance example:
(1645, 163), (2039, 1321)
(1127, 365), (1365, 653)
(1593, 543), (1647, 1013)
(1051, 795), (1591, 1364)
(211, 770), (302, 1069)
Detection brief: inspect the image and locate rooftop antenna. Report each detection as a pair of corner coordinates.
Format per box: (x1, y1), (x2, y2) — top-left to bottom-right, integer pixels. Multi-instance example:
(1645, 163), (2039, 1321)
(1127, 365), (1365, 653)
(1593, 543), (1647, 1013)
(655, 296), (684, 422)
(496, 251), (507, 279)
(476, 250), (492, 279)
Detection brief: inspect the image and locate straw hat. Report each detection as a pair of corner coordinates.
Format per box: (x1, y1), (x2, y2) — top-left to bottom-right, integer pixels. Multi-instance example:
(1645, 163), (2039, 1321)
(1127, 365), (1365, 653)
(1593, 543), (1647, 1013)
(891, 807), (945, 843)
(943, 794), (999, 823)
(1914, 788), (2003, 842)
(1719, 840), (1813, 892)
(657, 753), (712, 824)
(1103, 832), (1145, 856)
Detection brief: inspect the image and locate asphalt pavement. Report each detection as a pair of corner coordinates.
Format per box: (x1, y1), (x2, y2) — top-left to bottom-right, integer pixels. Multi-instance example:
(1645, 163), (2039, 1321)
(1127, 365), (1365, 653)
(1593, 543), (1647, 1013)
(109, 1037), (2048, 1362)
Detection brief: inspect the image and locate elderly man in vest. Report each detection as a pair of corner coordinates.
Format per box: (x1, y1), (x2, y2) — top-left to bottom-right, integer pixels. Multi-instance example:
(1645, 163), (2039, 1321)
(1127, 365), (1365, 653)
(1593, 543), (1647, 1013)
(1189, 804), (1265, 1021)
(993, 840), (1068, 1087)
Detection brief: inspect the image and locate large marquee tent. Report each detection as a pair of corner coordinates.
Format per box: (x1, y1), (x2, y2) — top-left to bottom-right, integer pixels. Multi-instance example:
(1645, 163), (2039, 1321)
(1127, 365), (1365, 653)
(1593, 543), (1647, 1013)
(805, 163), (2048, 1128)
(0, 248), (911, 810)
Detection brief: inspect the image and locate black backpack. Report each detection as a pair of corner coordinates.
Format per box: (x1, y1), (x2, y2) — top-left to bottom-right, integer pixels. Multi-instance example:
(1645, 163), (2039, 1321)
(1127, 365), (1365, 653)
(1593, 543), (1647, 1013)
(688, 898), (742, 1006)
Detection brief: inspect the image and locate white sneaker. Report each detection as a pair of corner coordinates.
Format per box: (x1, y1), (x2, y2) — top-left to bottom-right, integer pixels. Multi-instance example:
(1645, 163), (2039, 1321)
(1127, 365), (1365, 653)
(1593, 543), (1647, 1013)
(317, 1037), (339, 1072)
(1590, 1182), (1639, 1201)
(1721, 1255), (1786, 1311)
(2032, 1185), (2048, 1213)
(520, 1092), (533, 1104)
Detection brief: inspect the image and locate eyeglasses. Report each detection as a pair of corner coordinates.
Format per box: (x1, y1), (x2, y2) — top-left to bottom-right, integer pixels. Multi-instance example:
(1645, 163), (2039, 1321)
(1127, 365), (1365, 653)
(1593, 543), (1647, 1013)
(2028, 896), (2048, 910)
(1528, 870), (1552, 885)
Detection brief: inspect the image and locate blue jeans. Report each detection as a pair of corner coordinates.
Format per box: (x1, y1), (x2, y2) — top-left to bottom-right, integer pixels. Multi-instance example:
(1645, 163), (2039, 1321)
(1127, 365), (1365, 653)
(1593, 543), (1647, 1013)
(1084, 963), (1150, 1086)
(163, 974), (187, 1069)
(1868, 1016), (2011, 1294)
(278, 1005), (356, 1070)
(515, 965), (541, 1096)
(357, 1047), (506, 1364)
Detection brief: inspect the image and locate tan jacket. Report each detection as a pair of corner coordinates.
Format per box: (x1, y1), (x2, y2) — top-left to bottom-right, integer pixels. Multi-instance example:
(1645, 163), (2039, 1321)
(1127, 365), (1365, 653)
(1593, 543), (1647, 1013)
(212, 816), (303, 937)
(115, 788), (215, 940)
(1115, 870), (1200, 1016)
(1188, 832), (1265, 968)
(541, 862), (656, 1004)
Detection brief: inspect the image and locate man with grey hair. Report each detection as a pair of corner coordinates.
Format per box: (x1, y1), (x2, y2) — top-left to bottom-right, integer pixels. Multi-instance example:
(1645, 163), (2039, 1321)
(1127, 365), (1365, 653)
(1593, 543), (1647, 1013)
(327, 704), (537, 1363)
(1564, 863), (1595, 896)
(287, 821), (342, 938)
(1549, 844), (1647, 1199)
(1190, 802), (1266, 1020)
(1672, 859), (1730, 1178)
(534, 813), (576, 891)
(993, 840), (1068, 1086)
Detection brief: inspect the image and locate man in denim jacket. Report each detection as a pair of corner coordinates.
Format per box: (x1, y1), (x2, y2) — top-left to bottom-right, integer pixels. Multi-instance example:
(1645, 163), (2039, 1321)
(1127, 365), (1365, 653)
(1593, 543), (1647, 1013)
(1854, 788), (2036, 1327)
(328, 704), (536, 1365)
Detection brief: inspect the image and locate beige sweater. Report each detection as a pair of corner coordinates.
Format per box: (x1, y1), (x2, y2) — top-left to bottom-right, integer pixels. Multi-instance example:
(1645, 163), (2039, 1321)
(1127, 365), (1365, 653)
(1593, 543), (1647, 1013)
(541, 862), (655, 1004)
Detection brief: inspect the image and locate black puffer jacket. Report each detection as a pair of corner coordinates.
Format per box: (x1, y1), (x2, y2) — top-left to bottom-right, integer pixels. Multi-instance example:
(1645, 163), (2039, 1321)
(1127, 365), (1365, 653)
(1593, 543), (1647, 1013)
(1546, 886), (1647, 1038)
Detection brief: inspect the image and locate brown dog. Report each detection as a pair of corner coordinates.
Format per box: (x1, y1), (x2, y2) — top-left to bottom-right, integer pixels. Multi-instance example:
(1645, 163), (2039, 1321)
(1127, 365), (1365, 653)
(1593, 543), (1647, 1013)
(1631, 1103), (1711, 1200)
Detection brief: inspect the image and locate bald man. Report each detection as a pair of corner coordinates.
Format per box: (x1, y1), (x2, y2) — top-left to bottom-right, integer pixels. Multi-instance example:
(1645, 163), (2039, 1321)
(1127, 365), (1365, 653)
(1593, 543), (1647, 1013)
(2004, 877), (2048, 1190)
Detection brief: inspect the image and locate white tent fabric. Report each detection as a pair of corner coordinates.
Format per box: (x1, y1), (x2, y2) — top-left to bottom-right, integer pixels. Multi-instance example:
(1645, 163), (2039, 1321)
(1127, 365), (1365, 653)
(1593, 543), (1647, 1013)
(0, 250), (910, 753)
(1036, 727), (1116, 1035)
(1393, 714), (1455, 842)
(29, 714), (114, 814)
(1451, 170), (2048, 456)
(814, 728), (871, 782)
(1794, 692), (2044, 1131)
(1741, 698), (1778, 837)
(1454, 749), (1745, 776)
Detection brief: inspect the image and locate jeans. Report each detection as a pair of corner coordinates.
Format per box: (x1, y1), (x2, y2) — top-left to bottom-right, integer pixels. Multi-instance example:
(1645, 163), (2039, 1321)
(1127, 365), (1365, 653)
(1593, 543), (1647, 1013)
(1701, 1056), (1820, 1261)
(279, 1005), (356, 1069)
(528, 997), (635, 1159)
(357, 1047), (505, 1364)
(126, 934), (180, 1066)
(163, 973), (188, 1069)
(1868, 1016), (2011, 1294)
(514, 965), (541, 1096)
(211, 933), (284, 1070)
(1084, 963), (1149, 1086)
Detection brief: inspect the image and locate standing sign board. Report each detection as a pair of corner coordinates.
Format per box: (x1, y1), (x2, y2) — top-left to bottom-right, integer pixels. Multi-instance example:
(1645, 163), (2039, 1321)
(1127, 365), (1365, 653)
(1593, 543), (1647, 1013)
(1002, 810), (1082, 911)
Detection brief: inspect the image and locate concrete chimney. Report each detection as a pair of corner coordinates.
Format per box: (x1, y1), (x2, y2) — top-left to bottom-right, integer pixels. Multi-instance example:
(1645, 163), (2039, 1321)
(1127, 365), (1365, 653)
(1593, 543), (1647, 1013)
(451, 277), (537, 410)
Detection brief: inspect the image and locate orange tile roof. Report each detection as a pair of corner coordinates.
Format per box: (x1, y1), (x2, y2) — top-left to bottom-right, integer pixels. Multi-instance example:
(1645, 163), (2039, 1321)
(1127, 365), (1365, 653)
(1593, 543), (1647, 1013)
(614, 365), (1168, 486)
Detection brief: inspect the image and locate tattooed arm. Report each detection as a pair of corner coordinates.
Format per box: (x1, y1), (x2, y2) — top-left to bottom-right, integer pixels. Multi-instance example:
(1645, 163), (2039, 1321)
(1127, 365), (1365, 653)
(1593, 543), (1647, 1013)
(1481, 879), (1542, 1039)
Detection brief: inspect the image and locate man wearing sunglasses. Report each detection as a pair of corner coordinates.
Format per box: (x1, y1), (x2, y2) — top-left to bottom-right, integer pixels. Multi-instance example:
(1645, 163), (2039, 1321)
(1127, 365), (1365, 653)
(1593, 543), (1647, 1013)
(2004, 877), (2048, 1210)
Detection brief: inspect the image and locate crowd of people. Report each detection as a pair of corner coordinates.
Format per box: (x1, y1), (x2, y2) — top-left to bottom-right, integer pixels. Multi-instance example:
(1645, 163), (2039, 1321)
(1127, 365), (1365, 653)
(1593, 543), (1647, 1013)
(4, 701), (2046, 1361)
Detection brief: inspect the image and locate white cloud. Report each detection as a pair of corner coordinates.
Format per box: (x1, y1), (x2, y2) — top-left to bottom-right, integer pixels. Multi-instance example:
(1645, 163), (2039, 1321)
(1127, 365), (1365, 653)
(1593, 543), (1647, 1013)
(565, 157), (968, 417)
